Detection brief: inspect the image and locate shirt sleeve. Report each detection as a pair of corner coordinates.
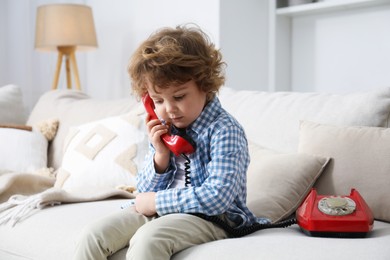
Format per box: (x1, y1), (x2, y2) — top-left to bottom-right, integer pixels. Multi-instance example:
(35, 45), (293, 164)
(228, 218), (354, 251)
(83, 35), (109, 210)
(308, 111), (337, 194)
(155, 124), (249, 217)
(136, 144), (176, 192)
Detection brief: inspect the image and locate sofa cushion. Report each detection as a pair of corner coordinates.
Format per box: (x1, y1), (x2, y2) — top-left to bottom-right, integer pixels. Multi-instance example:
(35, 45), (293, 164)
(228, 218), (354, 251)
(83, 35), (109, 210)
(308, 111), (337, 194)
(0, 84), (27, 125)
(1, 199), (388, 260)
(0, 127), (47, 173)
(0, 199), (129, 260)
(0, 118), (58, 174)
(298, 120), (390, 222)
(27, 90), (139, 169)
(171, 220), (390, 260)
(55, 110), (148, 193)
(218, 87), (390, 153)
(246, 142), (329, 223)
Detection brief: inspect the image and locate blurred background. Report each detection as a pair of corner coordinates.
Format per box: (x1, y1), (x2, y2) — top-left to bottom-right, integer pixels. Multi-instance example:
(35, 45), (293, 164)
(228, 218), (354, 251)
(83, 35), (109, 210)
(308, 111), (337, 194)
(1, 0), (390, 111)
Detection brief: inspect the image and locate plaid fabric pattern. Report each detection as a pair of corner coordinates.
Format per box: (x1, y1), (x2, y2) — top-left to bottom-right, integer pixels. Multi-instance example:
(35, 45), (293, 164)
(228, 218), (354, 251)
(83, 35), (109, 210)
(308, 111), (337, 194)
(137, 97), (269, 227)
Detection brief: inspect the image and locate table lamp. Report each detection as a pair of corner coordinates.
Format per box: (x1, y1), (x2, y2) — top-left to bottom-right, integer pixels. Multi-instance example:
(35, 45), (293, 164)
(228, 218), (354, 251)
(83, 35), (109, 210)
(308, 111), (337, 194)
(35, 4), (98, 90)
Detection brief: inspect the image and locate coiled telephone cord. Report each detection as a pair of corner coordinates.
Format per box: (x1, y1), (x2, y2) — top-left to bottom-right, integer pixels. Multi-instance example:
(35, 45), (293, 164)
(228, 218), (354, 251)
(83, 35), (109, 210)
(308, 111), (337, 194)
(191, 213), (297, 238)
(181, 154), (192, 187)
(179, 153), (297, 238)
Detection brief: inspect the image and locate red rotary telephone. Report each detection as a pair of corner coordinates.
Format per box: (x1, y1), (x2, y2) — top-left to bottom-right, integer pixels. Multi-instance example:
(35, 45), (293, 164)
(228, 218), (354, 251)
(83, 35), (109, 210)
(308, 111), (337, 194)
(296, 188), (374, 238)
(142, 94), (195, 156)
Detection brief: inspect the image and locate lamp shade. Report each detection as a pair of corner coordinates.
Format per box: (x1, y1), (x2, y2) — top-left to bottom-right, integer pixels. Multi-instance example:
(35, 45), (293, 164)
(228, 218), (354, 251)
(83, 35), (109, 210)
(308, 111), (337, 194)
(35, 4), (98, 51)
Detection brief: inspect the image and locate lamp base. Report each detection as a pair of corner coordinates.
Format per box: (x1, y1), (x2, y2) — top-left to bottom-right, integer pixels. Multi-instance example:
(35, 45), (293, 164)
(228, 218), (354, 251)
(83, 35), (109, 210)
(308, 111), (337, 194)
(52, 46), (81, 90)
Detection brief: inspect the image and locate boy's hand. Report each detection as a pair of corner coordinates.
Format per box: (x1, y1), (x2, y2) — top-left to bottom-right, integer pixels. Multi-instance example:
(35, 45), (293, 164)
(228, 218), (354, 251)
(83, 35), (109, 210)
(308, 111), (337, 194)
(135, 192), (157, 217)
(146, 114), (170, 173)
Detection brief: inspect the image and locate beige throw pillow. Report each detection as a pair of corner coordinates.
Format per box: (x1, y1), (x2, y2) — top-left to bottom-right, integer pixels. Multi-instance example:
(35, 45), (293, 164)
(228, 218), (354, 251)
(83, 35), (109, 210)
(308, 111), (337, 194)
(298, 120), (390, 222)
(246, 142), (330, 223)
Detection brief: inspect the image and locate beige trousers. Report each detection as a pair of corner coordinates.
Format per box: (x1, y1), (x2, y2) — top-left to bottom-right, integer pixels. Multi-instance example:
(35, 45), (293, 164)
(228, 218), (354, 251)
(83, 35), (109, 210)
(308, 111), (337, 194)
(73, 206), (229, 260)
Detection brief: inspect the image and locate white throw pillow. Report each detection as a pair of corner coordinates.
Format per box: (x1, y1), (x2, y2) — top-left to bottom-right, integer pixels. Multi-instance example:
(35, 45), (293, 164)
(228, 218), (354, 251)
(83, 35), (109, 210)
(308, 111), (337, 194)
(246, 142), (330, 223)
(0, 128), (48, 173)
(298, 120), (390, 222)
(27, 89), (138, 169)
(55, 110), (148, 193)
(0, 84), (27, 124)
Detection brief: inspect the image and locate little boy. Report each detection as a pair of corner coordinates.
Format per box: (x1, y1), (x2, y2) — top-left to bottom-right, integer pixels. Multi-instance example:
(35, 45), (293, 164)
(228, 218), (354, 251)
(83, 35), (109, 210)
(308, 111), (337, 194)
(74, 24), (269, 260)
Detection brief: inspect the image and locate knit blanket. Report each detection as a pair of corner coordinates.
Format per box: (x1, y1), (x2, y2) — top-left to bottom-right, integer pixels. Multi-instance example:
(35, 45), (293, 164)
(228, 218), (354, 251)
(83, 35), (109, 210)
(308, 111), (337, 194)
(0, 172), (55, 203)
(0, 172), (136, 226)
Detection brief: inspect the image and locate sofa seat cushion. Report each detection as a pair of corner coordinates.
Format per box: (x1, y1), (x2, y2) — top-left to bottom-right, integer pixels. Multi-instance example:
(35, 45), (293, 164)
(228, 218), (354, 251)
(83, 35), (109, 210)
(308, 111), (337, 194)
(0, 199), (129, 260)
(1, 199), (389, 260)
(172, 220), (390, 260)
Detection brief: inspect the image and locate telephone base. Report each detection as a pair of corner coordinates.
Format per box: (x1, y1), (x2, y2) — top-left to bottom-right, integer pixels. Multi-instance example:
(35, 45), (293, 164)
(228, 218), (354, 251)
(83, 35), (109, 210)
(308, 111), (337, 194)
(300, 228), (369, 238)
(296, 188), (374, 238)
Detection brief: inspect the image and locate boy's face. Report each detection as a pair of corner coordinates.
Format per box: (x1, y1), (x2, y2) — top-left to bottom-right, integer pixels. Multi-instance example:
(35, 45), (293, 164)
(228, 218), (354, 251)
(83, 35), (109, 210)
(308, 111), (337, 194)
(147, 80), (207, 129)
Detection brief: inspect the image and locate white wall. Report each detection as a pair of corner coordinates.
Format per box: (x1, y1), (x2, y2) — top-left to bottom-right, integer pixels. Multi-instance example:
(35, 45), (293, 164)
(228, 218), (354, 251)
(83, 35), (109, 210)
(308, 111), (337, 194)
(291, 4), (390, 93)
(0, 0), (222, 111)
(0, 1), (6, 85)
(0, 0), (88, 111)
(1, 0), (390, 112)
(84, 0), (220, 100)
(220, 0), (269, 91)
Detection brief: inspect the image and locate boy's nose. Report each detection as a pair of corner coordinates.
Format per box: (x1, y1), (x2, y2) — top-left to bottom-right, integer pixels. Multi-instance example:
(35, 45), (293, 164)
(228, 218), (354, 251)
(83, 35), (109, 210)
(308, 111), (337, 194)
(165, 102), (176, 113)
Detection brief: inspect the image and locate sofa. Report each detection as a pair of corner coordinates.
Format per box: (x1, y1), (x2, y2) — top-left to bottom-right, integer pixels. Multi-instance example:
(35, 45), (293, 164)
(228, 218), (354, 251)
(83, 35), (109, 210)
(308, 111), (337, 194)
(0, 84), (390, 259)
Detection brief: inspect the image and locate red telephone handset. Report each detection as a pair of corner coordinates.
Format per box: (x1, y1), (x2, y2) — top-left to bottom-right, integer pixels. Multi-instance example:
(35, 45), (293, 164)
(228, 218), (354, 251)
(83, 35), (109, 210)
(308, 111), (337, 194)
(296, 188), (374, 238)
(142, 94), (195, 156)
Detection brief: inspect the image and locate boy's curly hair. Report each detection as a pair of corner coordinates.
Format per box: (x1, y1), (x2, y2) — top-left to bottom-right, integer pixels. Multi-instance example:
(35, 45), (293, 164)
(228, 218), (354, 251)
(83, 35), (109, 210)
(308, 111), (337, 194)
(128, 24), (225, 101)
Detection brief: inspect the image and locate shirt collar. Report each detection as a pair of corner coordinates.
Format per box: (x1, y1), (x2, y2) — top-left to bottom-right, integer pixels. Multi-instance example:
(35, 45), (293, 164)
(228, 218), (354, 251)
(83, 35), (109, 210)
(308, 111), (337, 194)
(189, 96), (222, 135)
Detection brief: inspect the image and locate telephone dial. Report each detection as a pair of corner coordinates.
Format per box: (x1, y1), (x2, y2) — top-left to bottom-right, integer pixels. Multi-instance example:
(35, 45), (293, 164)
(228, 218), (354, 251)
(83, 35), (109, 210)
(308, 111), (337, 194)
(142, 94), (374, 238)
(296, 188), (374, 238)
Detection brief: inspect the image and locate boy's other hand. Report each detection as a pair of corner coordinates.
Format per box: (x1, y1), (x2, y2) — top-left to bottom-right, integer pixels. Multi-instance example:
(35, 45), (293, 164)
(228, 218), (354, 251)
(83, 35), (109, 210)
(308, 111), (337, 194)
(135, 192), (157, 217)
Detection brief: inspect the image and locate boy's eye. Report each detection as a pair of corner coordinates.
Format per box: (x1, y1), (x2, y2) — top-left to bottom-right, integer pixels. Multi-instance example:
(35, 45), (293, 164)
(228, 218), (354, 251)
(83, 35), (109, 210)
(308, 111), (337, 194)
(153, 99), (163, 104)
(174, 95), (185, 101)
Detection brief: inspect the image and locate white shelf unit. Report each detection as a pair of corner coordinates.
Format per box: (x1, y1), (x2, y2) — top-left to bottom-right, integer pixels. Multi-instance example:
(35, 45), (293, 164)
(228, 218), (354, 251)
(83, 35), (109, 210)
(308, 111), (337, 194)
(268, 0), (390, 91)
(277, 0), (390, 16)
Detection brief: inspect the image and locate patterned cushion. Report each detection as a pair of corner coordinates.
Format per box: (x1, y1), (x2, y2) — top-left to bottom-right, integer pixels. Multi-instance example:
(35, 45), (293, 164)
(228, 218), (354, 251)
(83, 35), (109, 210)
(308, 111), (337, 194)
(55, 108), (148, 193)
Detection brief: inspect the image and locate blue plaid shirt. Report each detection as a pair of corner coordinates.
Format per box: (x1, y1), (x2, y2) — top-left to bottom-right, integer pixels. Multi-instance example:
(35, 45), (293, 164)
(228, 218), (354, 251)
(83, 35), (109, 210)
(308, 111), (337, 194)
(137, 97), (269, 228)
